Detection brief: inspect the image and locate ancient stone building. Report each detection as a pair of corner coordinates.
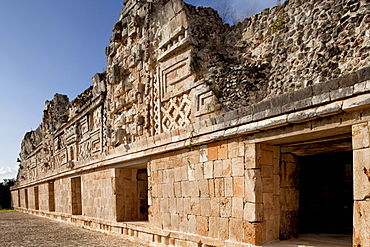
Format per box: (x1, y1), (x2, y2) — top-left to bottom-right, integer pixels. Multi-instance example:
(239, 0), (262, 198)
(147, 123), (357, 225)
(10, 0), (370, 246)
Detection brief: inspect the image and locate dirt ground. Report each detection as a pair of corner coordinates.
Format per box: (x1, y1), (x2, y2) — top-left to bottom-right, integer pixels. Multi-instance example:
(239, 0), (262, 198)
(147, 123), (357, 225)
(0, 211), (147, 247)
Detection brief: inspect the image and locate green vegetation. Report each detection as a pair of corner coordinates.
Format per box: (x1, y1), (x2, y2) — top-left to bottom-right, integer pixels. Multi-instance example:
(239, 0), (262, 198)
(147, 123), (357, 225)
(272, 0), (285, 33)
(0, 179), (15, 209)
(190, 55), (202, 74)
(0, 209), (17, 213)
(210, 79), (221, 99)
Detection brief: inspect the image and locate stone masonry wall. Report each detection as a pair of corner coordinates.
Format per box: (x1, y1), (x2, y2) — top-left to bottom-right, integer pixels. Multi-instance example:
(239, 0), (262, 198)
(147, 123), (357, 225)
(208, 0), (370, 110)
(148, 139), (284, 245)
(54, 177), (72, 214)
(352, 121), (370, 246)
(38, 183), (49, 212)
(82, 168), (115, 221)
(10, 0), (370, 246)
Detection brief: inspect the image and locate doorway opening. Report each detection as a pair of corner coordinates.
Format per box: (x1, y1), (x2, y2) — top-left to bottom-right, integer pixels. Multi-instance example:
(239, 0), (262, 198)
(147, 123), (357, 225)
(115, 166), (148, 221)
(298, 151), (353, 235)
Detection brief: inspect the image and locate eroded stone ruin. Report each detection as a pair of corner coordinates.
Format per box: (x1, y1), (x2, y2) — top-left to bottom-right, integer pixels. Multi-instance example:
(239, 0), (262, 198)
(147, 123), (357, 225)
(11, 0), (370, 246)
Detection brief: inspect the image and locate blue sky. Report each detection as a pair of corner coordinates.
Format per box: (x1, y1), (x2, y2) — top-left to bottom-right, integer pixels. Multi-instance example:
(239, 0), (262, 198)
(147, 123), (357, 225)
(0, 0), (280, 181)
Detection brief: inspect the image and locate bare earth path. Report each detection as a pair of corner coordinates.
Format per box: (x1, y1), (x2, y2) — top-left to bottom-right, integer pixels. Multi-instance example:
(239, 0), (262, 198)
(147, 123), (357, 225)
(0, 212), (147, 247)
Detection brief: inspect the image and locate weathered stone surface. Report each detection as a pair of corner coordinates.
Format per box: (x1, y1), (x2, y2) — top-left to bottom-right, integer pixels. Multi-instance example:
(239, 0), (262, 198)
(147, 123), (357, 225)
(11, 0), (370, 247)
(353, 148), (370, 200)
(354, 200), (370, 247)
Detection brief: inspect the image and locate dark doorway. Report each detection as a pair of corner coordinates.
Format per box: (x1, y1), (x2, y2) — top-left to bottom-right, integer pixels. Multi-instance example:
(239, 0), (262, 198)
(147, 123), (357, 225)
(137, 168), (148, 221)
(299, 151), (353, 234)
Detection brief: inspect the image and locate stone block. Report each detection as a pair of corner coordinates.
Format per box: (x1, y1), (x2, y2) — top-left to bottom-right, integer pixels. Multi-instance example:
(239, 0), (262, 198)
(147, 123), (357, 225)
(245, 143), (258, 169)
(264, 219), (279, 243)
(218, 141), (228, 159)
(354, 80), (370, 94)
(169, 198), (177, 213)
(215, 178), (224, 197)
(260, 149), (273, 166)
(224, 109), (239, 121)
(262, 178), (273, 193)
(181, 181), (190, 197)
(210, 197), (220, 217)
(218, 217), (229, 240)
(224, 177), (234, 197)
(352, 122), (370, 150)
(232, 157), (245, 177)
(170, 213), (179, 230)
(220, 197), (232, 217)
(293, 98), (313, 111)
(180, 165), (188, 181)
(228, 139), (239, 158)
(203, 161), (214, 179)
(199, 145), (208, 162)
(188, 165), (195, 181)
(222, 159), (232, 177)
(330, 87), (354, 101)
(162, 213), (171, 229)
(184, 198), (191, 214)
(209, 179), (215, 197)
(188, 215), (197, 234)
(214, 160), (223, 178)
(344, 92), (370, 110)
(261, 165), (273, 178)
(257, 115), (288, 130)
(312, 92), (330, 106)
(199, 179), (209, 197)
(357, 66), (370, 82)
(280, 188), (299, 212)
(263, 192), (273, 210)
(190, 198), (200, 215)
(339, 71), (359, 88)
(196, 216), (209, 236)
(232, 197), (244, 218)
(233, 176), (244, 197)
(237, 122), (259, 135)
(208, 217), (218, 239)
(243, 222), (263, 245)
(316, 101), (343, 117)
(189, 181), (199, 197)
(287, 107), (317, 123)
(245, 169), (262, 203)
(229, 218), (243, 242)
(194, 163), (204, 180)
(177, 198), (184, 213)
(253, 99), (272, 114)
(353, 148), (370, 200)
(208, 142), (218, 161)
(244, 202), (263, 222)
(353, 200), (370, 247)
(200, 198), (211, 216)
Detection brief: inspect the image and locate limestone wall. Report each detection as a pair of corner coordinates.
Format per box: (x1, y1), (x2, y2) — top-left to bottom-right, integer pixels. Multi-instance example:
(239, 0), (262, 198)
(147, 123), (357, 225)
(13, 0), (370, 188)
(82, 168), (115, 221)
(10, 0), (370, 246)
(55, 177), (72, 214)
(352, 121), (370, 246)
(38, 183), (49, 211)
(210, 0), (370, 110)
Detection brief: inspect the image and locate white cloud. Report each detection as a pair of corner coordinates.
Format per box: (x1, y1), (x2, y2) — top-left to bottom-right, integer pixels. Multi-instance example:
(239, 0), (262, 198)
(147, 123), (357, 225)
(211, 0), (282, 25)
(0, 166), (17, 181)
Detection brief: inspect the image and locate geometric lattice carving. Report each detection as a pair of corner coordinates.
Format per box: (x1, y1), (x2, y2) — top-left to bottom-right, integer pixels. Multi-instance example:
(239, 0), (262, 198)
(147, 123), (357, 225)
(150, 78), (161, 136)
(161, 93), (191, 132)
(78, 141), (91, 160)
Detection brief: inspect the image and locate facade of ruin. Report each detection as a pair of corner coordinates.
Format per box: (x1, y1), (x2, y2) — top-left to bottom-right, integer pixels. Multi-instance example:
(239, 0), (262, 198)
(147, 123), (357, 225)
(10, 0), (370, 246)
